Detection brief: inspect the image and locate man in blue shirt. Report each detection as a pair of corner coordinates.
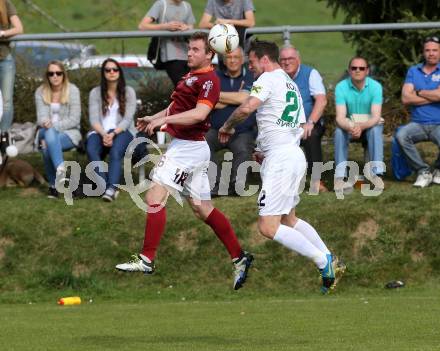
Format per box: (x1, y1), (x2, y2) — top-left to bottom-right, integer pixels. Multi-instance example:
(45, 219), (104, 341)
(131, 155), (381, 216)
(206, 46), (256, 196)
(334, 56), (384, 192)
(397, 37), (440, 188)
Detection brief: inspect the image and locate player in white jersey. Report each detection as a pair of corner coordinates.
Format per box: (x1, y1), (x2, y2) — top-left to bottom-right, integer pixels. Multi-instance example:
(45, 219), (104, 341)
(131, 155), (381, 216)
(219, 40), (343, 293)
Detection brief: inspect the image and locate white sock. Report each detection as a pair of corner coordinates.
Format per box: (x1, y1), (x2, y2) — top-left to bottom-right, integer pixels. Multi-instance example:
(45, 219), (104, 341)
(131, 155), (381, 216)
(294, 219), (331, 255)
(273, 224), (327, 269)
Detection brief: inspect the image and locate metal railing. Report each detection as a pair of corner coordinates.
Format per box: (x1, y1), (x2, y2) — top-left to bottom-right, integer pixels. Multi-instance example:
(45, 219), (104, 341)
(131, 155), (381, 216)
(7, 21), (440, 45)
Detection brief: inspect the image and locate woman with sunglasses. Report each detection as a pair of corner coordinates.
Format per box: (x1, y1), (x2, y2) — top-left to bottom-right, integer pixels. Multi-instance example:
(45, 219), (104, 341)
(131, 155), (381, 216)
(35, 61), (82, 198)
(0, 0), (23, 141)
(86, 58), (137, 202)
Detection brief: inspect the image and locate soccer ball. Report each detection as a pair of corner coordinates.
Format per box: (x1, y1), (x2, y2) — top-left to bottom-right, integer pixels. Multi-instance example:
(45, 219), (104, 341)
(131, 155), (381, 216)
(208, 24), (240, 55)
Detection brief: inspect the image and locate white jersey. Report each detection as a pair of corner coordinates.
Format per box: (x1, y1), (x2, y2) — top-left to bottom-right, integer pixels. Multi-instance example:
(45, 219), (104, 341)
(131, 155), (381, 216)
(250, 68), (306, 153)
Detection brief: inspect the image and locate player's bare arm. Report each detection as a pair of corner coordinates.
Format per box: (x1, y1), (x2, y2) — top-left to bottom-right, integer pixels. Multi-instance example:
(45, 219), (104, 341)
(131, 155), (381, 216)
(219, 91), (250, 106)
(219, 96), (261, 143)
(145, 103), (212, 135)
(401, 83), (431, 106)
(137, 108), (169, 132)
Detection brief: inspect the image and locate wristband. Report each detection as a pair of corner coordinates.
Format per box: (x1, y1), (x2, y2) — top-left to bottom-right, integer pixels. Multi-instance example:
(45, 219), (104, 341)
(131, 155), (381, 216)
(307, 120), (315, 125)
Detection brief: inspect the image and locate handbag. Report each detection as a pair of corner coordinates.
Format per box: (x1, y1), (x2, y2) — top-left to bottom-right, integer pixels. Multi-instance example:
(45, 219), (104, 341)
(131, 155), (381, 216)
(147, 37), (164, 69)
(147, 0), (167, 70)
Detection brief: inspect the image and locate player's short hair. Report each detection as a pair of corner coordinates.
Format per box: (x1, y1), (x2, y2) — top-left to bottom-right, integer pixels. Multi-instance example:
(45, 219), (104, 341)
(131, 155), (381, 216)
(249, 40), (279, 63)
(348, 56), (369, 68)
(190, 31), (214, 56)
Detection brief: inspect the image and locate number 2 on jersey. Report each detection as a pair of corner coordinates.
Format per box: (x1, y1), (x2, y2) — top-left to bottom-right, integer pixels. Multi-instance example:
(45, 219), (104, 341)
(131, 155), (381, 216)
(281, 90), (299, 124)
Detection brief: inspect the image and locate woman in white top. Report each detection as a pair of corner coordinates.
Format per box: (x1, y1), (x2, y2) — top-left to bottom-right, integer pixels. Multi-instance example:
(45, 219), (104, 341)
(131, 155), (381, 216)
(86, 58), (137, 202)
(35, 61), (81, 198)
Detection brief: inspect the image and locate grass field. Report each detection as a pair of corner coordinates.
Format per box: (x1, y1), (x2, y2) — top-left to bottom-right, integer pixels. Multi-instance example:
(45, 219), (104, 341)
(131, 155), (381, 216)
(15, 0), (354, 81)
(1, 287), (439, 351)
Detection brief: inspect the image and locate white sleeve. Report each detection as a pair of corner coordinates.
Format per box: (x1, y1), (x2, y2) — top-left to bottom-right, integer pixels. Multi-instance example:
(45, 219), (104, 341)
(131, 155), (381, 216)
(308, 69), (326, 96)
(249, 73), (272, 103)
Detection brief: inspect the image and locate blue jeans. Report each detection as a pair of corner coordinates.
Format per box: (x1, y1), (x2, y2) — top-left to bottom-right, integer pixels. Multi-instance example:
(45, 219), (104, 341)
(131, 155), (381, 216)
(86, 130), (133, 190)
(38, 128), (75, 186)
(334, 124), (384, 178)
(396, 122), (440, 174)
(0, 55), (16, 131)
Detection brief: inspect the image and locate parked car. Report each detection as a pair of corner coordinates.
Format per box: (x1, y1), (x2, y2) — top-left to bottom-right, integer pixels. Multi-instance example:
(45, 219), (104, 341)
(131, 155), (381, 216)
(12, 40), (96, 76)
(66, 54), (173, 95)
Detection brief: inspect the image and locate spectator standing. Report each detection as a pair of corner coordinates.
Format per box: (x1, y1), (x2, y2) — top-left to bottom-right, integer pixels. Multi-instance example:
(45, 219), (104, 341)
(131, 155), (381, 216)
(86, 58), (137, 202)
(280, 46), (328, 193)
(206, 46), (256, 196)
(0, 0), (23, 137)
(397, 36), (440, 188)
(138, 0), (195, 86)
(35, 61), (81, 199)
(334, 56), (384, 191)
(199, 0), (255, 49)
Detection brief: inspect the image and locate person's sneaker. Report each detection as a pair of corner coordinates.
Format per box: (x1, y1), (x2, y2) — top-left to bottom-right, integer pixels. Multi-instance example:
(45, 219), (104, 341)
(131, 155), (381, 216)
(115, 254), (155, 274)
(232, 251), (254, 290)
(331, 256), (346, 291)
(413, 171), (433, 188)
(432, 169), (440, 185)
(55, 165), (68, 184)
(334, 177), (353, 193)
(320, 254), (335, 294)
(47, 186), (59, 199)
(102, 188), (119, 202)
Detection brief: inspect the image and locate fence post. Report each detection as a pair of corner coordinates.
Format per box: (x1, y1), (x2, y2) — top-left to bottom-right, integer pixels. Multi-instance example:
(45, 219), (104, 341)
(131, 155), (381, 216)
(282, 27), (291, 46)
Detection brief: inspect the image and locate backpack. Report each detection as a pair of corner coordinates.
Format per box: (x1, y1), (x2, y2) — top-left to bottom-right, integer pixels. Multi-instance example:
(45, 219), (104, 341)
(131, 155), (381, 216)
(391, 126), (412, 180)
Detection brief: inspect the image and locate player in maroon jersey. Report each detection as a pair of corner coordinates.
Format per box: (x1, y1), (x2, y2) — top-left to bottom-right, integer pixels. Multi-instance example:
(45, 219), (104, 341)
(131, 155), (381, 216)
(116, 32), (253, 290)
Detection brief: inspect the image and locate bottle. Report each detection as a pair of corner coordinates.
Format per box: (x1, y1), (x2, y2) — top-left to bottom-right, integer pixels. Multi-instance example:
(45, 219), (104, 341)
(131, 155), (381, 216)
(58, 296), (82, 305)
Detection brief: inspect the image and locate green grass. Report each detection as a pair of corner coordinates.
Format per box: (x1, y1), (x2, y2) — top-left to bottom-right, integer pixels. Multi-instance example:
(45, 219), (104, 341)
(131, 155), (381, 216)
(15, 0), (353, 81)
(1, 287), (439, 351)
(1, 142), (440, 302)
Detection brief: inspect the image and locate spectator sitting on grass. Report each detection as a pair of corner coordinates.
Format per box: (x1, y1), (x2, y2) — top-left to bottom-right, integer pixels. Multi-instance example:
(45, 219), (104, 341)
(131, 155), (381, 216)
(86, 58), (137, 202)
(35, 61), (81, 199)
(280, 45), (328, 194)
(206, 46), (256, 196)
(397, 36), (440, 188)
(334, 56), (384, 193)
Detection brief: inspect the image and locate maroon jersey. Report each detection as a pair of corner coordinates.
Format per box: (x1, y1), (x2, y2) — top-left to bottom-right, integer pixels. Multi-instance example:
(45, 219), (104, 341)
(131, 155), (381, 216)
(163, 66), (220, 141)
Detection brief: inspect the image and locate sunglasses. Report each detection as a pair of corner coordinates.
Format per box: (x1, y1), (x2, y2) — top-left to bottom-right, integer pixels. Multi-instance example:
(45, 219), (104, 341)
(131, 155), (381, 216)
(280, 57), (296, 63)
(47, 71), (64, 77)
(424, 36), (439, 44)
(350, 66), (367, 71)
(104, 67), (120, 73)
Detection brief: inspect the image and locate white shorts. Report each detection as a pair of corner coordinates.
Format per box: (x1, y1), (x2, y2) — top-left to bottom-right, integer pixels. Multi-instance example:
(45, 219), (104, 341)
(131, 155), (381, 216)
(257, 146), (307, 216)
(152, 138), (211, 200)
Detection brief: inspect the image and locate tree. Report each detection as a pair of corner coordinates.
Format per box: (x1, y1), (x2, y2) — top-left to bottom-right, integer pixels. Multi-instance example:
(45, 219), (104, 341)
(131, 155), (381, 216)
(320, 0), (440, 104)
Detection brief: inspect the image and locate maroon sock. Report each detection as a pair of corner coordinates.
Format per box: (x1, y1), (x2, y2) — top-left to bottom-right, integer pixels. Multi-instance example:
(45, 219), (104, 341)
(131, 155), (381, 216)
(141, 204), (167, 261)
(205, 208), (242, 259)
